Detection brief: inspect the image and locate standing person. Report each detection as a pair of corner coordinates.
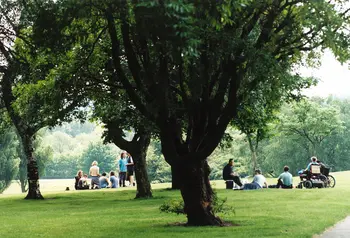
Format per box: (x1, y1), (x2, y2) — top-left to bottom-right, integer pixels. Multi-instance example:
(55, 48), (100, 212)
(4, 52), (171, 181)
(109, 171), (119, 188)
(126, 153), (135, 186)
(75, 170), (83, 190)
(119, 152), (128, 187)
(222, 159), (243, 187)
(89, 161), (100, 189)
(276, 166), (293, 189)
(243, 169), (268, 190)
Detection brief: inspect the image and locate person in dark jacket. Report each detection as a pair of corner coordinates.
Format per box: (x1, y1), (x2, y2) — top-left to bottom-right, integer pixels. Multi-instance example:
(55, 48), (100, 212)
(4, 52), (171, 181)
(222, 159), (243, 187)
(74, 170), (83, 190)
(126, 153), (135, 186)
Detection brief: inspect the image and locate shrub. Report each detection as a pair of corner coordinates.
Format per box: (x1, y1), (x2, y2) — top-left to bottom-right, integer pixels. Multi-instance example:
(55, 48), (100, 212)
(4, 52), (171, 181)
(159, 190), (234, 215)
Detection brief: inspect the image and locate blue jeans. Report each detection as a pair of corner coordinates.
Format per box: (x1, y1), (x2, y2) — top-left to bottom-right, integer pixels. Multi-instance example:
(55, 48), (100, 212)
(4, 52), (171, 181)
(243, 182), (261, 190)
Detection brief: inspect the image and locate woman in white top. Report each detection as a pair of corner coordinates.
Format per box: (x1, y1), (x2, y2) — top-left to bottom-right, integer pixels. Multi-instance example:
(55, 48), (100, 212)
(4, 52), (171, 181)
(89, 161), (100, 189)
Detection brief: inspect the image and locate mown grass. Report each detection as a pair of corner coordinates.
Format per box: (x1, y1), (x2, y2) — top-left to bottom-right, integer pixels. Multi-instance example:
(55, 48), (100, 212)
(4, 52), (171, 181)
(1, 171), (349, 238)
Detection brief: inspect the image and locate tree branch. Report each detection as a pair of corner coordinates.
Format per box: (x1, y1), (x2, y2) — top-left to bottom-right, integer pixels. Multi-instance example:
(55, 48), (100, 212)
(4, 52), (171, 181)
(105, 9), (153, 121)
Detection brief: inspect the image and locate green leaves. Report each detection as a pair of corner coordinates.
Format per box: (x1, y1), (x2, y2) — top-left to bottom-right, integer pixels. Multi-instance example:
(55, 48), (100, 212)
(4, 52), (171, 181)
(279, 99), (344, 157)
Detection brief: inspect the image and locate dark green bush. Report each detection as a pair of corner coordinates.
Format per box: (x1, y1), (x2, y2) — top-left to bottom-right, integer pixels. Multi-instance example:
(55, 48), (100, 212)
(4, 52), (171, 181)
(159, 190), (234, 215)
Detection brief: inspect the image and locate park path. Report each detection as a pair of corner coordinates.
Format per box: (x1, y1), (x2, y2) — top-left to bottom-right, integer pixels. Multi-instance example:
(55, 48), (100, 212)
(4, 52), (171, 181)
(315, 216), (350, 238)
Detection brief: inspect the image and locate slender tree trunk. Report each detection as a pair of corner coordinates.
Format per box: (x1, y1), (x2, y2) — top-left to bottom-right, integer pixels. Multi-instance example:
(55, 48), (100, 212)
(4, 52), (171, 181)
(22, 135), (43, 199)
(2, 66), (42, 198)
(178, 159), (223, 226)
(171, 164), (181, 189)
(19, 159), (27, 193)
(129, 135), (153, 199)
(17, 142), (27, 193)
(247, 134), (258, 172)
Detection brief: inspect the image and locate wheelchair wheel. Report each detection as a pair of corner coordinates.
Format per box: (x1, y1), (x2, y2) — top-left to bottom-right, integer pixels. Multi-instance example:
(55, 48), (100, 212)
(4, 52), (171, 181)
(327, 175), (336, 188)
(304, 180), (313, 189)
(319, 175), (328, 188)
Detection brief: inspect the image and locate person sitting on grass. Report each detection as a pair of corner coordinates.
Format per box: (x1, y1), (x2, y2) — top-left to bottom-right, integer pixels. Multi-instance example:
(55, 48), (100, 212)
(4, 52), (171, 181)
(78, 174), (90, 190)
(109, 171), (119, 188)
(74, 170), (83, 190)
(222, 159), (243, 187)
(276, 166), (293, 189)
(89, 160), (100, 189)
(243, 169), (268, 190)
(99, 172), (111, 188)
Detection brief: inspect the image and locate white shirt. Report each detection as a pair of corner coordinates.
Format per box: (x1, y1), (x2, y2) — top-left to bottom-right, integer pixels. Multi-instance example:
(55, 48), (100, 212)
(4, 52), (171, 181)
(253, 174), (266, 188)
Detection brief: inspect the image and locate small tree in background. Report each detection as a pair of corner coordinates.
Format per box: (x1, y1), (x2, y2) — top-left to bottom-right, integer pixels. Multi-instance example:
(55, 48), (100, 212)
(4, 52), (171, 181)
(81, 142), (118, 174)
(0, 115), (20, 193)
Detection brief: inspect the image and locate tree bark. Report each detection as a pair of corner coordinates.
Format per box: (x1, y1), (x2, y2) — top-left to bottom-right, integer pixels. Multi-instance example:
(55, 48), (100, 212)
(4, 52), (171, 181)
(1, 67), (43, 199)
(178, 159), (223, 226)
(171, 164), (181, 189)
(19, 158), (27, 193)
(104, 122), (153, 199)
(16, 142), (27, 193)
(247, 134), (258, 172)
(22, 135), (43, 199)
(129, 136), (152, 198)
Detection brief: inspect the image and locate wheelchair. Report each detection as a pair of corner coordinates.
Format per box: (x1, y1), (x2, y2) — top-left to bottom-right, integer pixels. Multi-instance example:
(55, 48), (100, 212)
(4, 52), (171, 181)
(298, 164), (336, 189)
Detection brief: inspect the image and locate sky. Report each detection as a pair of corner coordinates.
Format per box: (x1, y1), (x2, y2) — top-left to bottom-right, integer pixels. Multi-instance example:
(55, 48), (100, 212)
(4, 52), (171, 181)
(300, 50), (350, 98)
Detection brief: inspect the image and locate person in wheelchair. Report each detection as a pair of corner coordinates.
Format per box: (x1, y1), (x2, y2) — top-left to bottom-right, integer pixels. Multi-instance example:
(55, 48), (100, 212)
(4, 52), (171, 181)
(298, 156), (319, 180)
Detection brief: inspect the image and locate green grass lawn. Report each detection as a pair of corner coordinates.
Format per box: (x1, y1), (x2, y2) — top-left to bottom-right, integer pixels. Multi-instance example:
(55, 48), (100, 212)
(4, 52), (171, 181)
(1, 171), (349, 238)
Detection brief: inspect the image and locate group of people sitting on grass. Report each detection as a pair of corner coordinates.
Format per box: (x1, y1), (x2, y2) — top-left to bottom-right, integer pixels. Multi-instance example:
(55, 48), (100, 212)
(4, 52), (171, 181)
(74, 169), (120, 190)
(74, 151), (135, 190)
(223, 157), (320, 190)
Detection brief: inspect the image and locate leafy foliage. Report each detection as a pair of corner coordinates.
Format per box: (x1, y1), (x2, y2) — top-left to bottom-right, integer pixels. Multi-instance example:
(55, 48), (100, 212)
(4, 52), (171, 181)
(159, 190), (234, 215)
(81, 142), (117, 174)
(146, 140), (171, 183)
(0, 126), (20, 194)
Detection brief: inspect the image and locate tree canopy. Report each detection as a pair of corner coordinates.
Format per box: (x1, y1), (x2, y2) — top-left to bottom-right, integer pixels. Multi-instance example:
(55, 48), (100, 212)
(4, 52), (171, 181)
(2, 0), (350, 225)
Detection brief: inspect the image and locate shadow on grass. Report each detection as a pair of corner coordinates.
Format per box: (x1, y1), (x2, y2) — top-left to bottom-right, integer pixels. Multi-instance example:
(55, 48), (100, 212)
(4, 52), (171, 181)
(165, 221), (240, 227)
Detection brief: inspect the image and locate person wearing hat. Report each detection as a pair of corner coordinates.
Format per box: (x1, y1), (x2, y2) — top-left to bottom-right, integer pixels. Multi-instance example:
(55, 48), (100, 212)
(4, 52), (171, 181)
(276, 166), (293, 189)
(89, 161), (100, 189)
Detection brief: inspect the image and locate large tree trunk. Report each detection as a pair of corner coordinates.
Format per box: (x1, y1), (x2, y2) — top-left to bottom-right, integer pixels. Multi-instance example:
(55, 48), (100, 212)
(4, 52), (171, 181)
(128, 135), (153, 199)
(171, 164), (181, 189)
(178, 159), (223, 226)
(22, 135), (43, 200)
